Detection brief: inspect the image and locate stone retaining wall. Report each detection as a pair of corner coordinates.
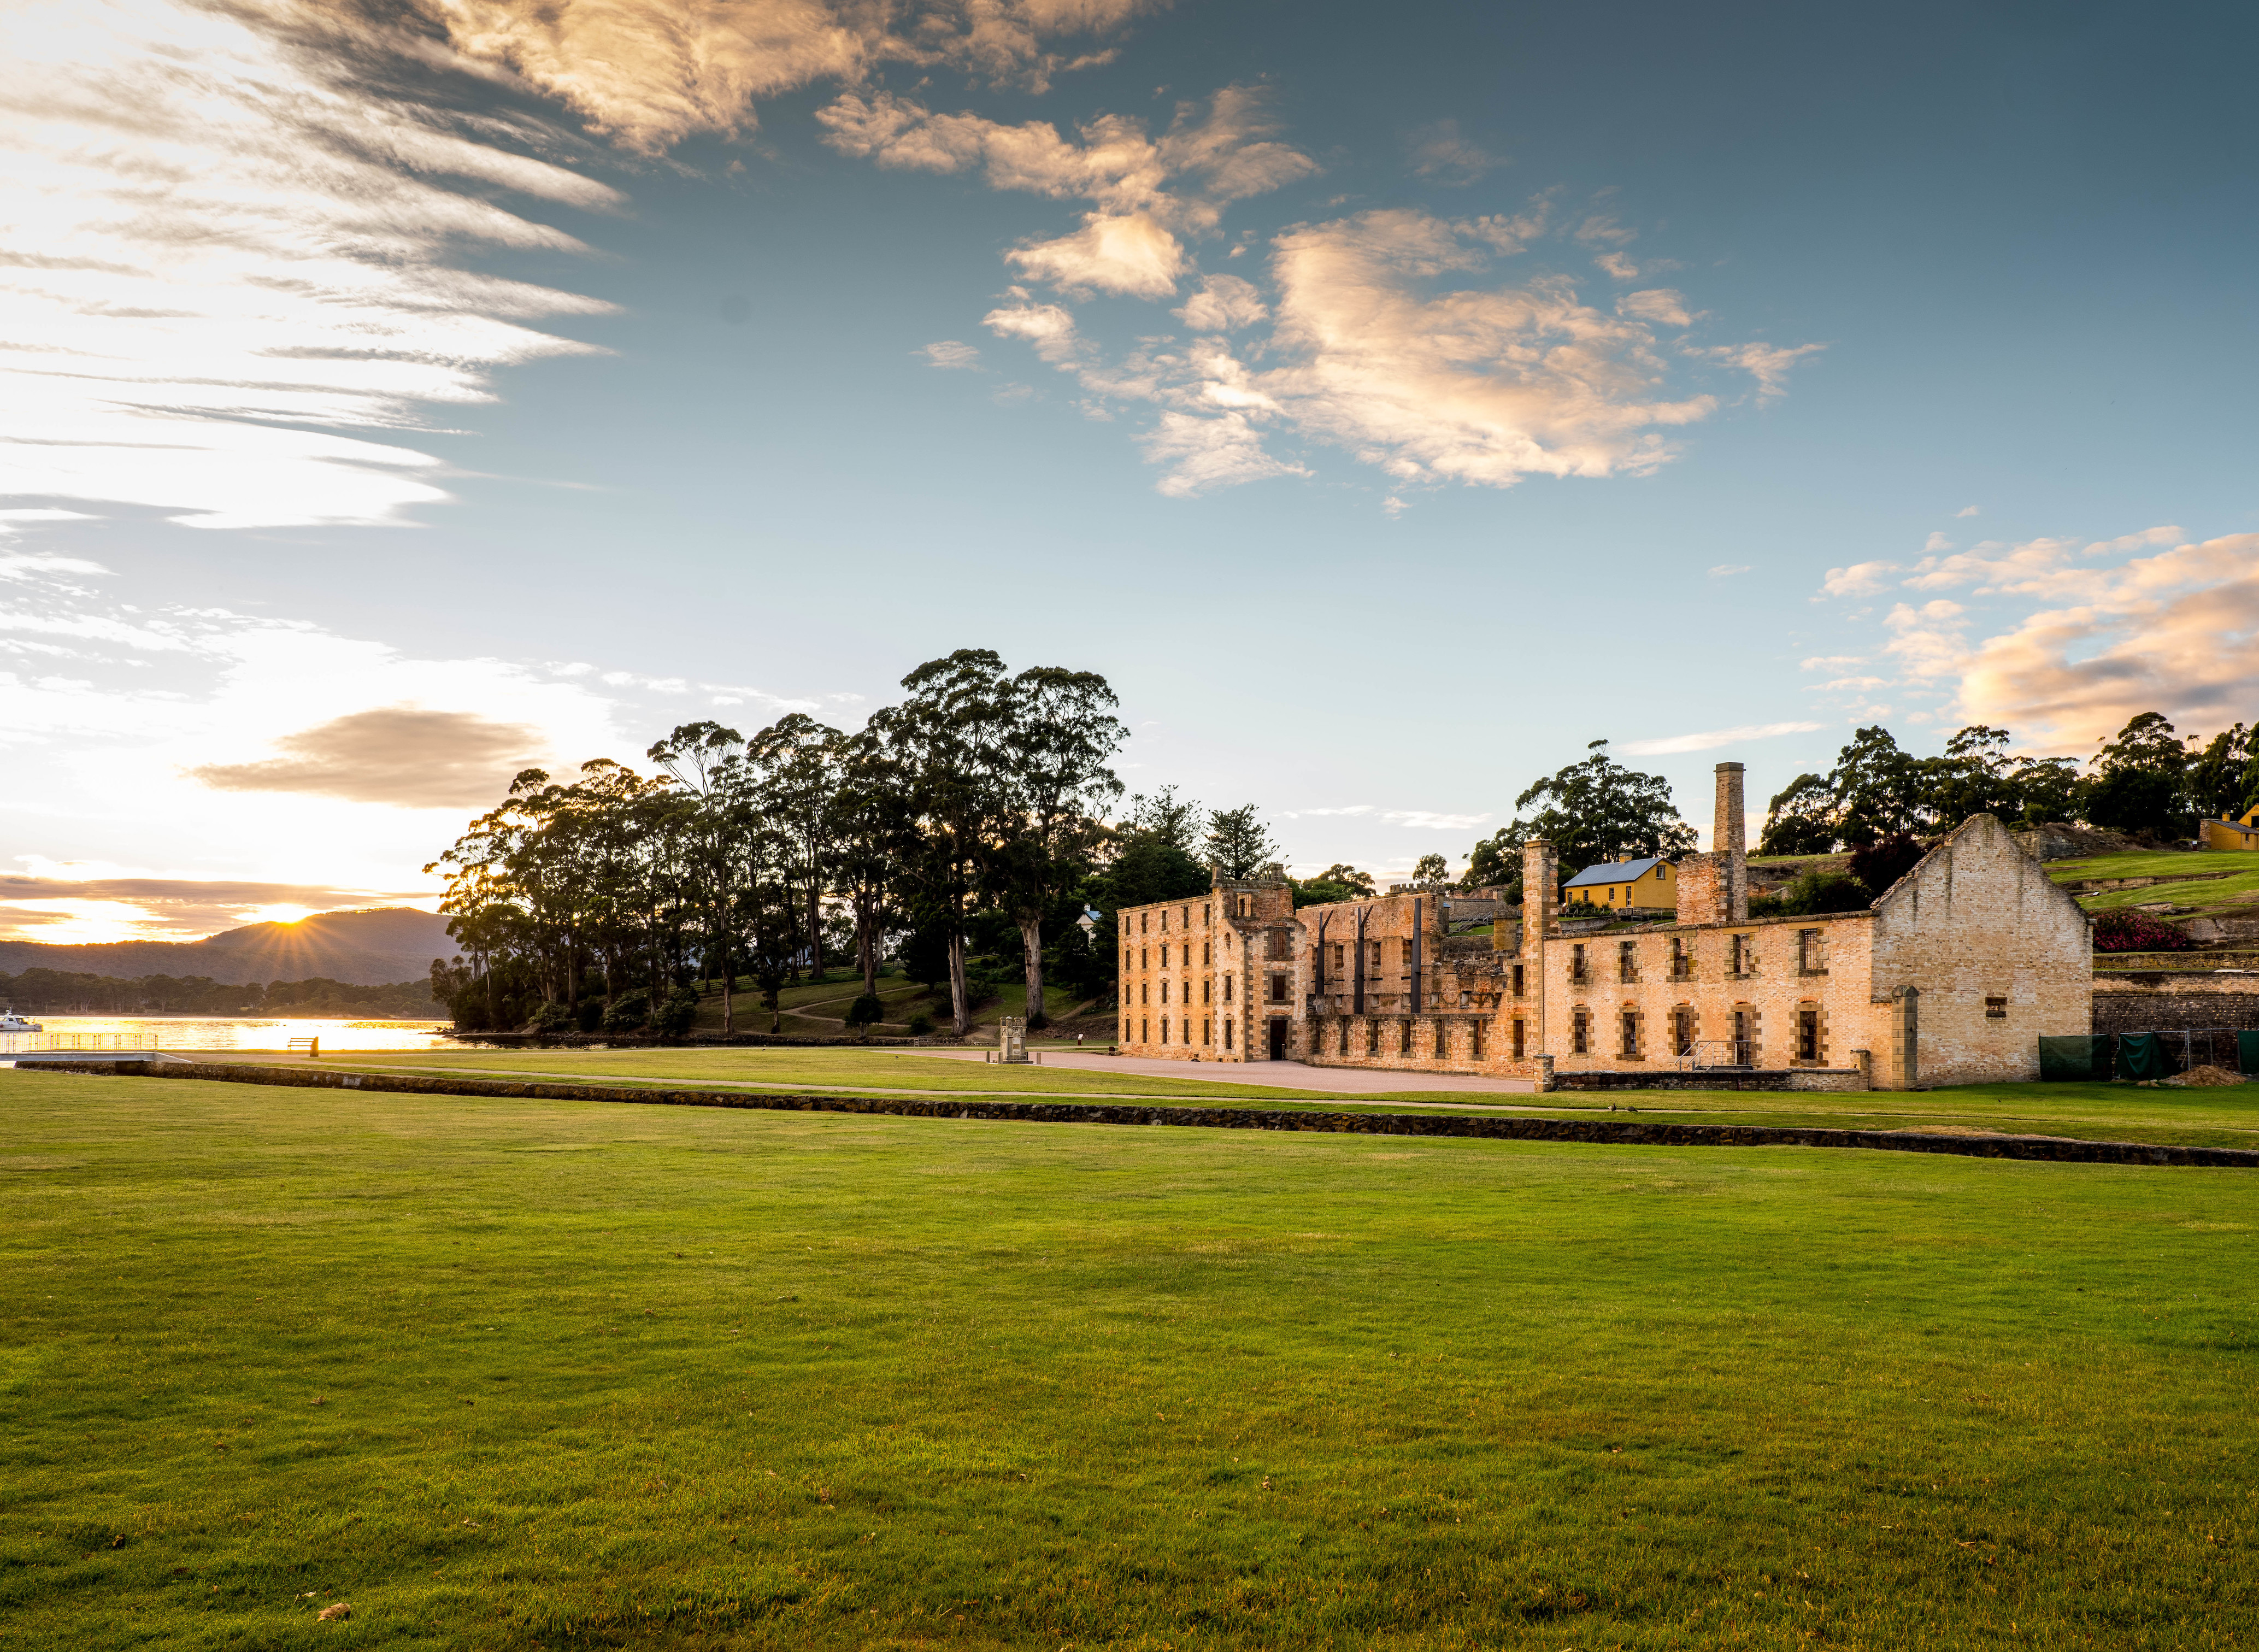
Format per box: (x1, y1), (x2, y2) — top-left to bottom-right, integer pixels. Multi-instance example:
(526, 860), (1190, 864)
(2093, 973), (2259, 1033)
(21, 1059), (2252, 1170)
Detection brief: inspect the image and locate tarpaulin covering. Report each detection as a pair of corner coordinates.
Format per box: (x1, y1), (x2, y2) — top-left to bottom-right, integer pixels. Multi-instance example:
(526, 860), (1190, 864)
(2039, 1035), (2113, 1081)
(2115, 1032), (2173, 1081)
(2239, 1031), (2259, 1075)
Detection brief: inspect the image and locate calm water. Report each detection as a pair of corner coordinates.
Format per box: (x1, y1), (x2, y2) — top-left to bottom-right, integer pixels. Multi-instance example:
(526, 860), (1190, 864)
(0, 1015), (472, 1055)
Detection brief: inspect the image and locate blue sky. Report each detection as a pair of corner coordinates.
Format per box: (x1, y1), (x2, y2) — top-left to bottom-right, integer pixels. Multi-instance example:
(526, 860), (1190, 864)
(2, 0), (2254, 941)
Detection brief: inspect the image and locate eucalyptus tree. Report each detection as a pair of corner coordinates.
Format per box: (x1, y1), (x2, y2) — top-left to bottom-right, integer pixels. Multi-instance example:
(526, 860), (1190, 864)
(747, 712), (846, 983)
(832, 732), (911, 1000)
(867, 650), (1015, 1037)
(995, 665), (1125, 1028)
(647, 721), (755, 1034)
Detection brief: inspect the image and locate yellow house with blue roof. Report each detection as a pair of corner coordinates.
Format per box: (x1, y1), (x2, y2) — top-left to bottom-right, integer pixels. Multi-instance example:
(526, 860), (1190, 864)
(1561, 855), (1678, 911)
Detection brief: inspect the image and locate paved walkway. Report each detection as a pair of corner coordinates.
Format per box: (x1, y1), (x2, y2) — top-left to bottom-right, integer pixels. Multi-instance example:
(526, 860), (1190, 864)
(907, 1049), (1537, 1095)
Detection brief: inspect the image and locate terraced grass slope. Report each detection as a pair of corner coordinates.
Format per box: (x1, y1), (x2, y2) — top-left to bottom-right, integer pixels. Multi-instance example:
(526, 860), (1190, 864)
(3, 1068), (2254, 1649)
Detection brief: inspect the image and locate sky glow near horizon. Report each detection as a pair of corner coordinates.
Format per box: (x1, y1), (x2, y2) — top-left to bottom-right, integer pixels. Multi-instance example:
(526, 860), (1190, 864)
(1, 0), (2254, 944)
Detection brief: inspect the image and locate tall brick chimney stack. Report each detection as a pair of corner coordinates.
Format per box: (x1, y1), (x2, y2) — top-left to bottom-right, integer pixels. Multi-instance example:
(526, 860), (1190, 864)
(1714, 762), (1749, 924)
(1522, 839), (1559, 942)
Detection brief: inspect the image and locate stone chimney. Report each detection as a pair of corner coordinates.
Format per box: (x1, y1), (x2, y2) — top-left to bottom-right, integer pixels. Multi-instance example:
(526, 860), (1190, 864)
(1713, 762), (1748, 924)
(1522, 839), (1559, 941)
(1674, 762), (1750, 925)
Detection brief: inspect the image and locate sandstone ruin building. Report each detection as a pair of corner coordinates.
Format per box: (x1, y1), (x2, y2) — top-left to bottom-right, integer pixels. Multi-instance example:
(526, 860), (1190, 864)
(1114, 762), (2092, 1089)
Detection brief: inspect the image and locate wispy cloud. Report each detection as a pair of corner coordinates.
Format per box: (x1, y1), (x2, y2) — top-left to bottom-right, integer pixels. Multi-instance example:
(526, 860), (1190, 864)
(1405, 119), (1504, 185)
(1618, 721), (1823, 756)
(0, 0), (618, 530)
(820, 84), (1317, 297)
(1819, 561), (1900, 598)
(418, 0), (1158, 154)
(1707, 563), (1751, 578)
(920, 340), (982, 368)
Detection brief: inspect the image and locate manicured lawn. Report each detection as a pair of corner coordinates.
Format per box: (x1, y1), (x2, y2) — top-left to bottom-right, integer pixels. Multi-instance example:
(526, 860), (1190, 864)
(687, 972), (1093, 1039)
(2045, 850), (2259, 918)
(3, 1069), (2255, 1648)
(302, 1048), (2259, 1150)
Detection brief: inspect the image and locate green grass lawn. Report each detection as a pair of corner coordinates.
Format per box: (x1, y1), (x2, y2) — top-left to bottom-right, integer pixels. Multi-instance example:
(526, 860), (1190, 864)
(688, 972), (1093, 1039)
(3, 1069), (2253, 1649)
(295, 1047), (2259, 1150)
(2044, 850), (2259, 918)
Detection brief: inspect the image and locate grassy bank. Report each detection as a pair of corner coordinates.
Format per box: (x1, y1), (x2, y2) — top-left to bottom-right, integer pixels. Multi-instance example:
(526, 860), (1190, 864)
(3, 1068), (2255, 1648)
(297, 1047), (2259, 1150)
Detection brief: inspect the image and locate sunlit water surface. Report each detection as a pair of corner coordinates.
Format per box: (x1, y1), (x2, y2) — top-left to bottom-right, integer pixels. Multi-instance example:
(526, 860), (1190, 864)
(1, 1016), (472, 1056)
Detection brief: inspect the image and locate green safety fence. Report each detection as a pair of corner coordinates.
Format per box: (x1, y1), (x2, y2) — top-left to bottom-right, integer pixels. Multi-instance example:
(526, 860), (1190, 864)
(2040, 1031), (2259, 1081)
(2037, 1035), (2112, 1081)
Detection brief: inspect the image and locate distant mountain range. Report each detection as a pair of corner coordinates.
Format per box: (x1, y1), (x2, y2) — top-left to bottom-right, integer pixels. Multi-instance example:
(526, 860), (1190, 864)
(0, 907), (460, 987)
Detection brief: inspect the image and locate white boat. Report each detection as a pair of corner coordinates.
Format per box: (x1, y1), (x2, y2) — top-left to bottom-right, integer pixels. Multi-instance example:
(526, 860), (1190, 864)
(0, 1009), (43, 1033)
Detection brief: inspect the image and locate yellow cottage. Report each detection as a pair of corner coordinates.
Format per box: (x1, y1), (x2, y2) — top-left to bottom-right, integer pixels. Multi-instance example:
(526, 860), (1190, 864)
(2200, 807), (2259, 851)
(1560, 855), (1678, 911)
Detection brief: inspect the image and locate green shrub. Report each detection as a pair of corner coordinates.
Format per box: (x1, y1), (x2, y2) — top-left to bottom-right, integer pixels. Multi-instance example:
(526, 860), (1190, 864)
(600, 990), (650, 1033)
(907, 1011), (934, 1036)
(653, 986), (699, 1037)
(526, 1002), (574, 1033)
(844, 993), (885, 1028)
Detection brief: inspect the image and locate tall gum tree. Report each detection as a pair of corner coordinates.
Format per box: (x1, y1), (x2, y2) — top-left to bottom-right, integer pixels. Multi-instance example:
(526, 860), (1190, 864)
(997, 666), (1125, 1030)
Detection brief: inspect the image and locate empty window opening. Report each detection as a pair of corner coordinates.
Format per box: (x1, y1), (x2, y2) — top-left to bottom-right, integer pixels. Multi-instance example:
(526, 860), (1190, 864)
(1511, 1018), (1526, 1059)
(1434, 1021), (1448, 1059)
(1673, 1007), (1695, 1057)
(1619, 940), (1637, 983)
(1268, 973), (1288, 1003)
(1797, 1007), (1820, 1063)
(1366, 1020), (1380, 1056)
(1512, 963), (1526, 998)
(1985, 995), (2008, 1020)
(1572, 1009), (1591, 1054)
(1398, 1019), (1412, 1055)
(1620, 1010), (1640, 1059)
(1470, 1022), (1484, 1059)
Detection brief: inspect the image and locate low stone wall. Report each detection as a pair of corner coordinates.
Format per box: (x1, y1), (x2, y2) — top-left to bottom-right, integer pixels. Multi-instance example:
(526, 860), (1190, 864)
(2093, 973), (2259, 1033)
(19, 1059), (2254, 1170)
(1552, 1067), (1868, 1093)
(455, 1031), (946, 1050)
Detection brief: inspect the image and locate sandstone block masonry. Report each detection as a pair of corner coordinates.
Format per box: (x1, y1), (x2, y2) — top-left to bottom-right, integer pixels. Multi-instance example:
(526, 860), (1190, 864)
(1115, 868), (1301, 1062)
(1120, 759), (2095, 1089)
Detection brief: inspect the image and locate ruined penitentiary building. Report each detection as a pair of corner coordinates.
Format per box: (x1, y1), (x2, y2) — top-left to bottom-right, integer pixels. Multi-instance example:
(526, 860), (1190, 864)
(1114, 762), (2093, 1089)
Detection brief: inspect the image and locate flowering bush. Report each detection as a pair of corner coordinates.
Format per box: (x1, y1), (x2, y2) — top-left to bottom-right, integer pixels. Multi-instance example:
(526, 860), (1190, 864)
(2091, 908), (2195, 952)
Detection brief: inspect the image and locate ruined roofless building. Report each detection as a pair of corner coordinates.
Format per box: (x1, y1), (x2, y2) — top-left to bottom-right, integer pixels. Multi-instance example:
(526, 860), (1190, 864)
(1113, 762), (2093, 1089)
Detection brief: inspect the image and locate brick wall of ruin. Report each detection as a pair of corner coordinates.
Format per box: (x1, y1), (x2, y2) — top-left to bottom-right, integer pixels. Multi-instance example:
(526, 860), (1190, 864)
(1115, 876), (1303, 1063)
(1866, 814), (2092, 1086)
(1531, 912), (1888, 1081)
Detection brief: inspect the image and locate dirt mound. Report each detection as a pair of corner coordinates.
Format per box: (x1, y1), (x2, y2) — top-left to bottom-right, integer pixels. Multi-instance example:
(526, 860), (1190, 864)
(2167, 1064), (2249, 1087)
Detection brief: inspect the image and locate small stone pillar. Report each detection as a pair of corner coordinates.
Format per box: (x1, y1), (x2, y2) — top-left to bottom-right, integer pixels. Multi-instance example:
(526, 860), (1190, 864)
(998, 1016), (1029, 1064)
(1533, 1054), (1555, 1092)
